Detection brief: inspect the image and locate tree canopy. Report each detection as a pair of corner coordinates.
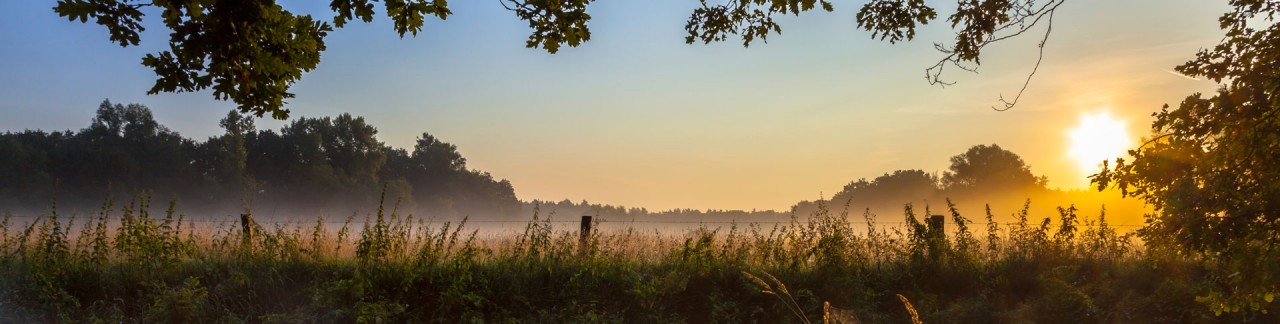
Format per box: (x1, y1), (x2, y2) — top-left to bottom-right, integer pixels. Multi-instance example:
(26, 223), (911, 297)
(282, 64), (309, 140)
(831, 169), (938, 208)
(942, 143), (1047, 194)
(787, 144), (1113, 222)
(1091, 0), (1280, 313)
(55, 0), (1061, 119)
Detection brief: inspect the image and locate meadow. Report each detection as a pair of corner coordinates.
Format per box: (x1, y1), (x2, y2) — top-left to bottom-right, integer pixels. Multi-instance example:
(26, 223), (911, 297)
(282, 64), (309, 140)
(0, 194), (1270, 323)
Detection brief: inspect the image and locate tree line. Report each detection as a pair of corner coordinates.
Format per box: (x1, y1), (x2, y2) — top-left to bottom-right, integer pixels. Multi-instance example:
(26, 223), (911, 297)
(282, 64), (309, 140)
(1, 105), (1123, 225)
(787, 143), (1148, 223)
(0, 100), (521, 219)
(521, 144), (1143, 227)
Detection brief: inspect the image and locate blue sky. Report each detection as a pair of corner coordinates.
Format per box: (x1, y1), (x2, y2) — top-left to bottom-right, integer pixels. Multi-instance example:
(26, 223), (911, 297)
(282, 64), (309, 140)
(0, 0), (1227, 210)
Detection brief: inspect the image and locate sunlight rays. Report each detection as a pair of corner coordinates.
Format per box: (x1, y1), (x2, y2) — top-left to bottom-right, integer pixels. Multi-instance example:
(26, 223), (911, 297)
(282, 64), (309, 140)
(1067, 111), (1132, 176)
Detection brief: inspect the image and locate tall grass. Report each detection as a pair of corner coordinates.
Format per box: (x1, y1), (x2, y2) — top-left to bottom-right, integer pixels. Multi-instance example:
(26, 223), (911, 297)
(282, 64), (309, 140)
(0, 194), (1271, 322)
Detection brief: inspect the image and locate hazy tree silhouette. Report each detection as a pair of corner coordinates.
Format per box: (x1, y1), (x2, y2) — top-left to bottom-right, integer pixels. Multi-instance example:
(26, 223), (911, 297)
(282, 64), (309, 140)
(0, 101), (520, 218)
(75, 100), (199, 194)
(788, 145), (1072, 219)
(0, 130), (61, 201)
(942, 144), (1047, 195)
(830, 169), (939, 209)
(215, 110), (255, 189)
(379, 133), (521, 219)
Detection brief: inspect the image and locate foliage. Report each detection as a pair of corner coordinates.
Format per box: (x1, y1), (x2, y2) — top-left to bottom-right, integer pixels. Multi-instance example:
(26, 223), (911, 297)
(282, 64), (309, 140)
(819, 144), (1048, 208)
(685, 0), (834, 47)
(789, 144), (1091, 221)
(0, 100), (201, 203)
(855, 0), (936, 43)
(830, 169), (939, 211)
(55, 0), (1064, 118)
(209, 110), (255, 191)
(501, 0), (593, 53)
(1091, 0), (1280, 314)
(55, 0), (331, 118)
(943, 143), (1048, 193)
(0, 101), (520, 219)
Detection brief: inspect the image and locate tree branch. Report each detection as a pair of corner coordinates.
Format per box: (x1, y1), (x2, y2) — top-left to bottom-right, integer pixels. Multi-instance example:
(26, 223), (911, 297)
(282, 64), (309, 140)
(925, 0), (1066, 110)
(994, 8), (1055, 111)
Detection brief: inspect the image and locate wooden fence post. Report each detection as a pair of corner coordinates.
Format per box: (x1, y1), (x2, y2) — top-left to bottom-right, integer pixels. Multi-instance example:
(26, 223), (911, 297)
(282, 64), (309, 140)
(927, 215), (945, 239)
(240, 213), (255, 247)
(927, 215), (945, 260)
(579, 215), (593, 255)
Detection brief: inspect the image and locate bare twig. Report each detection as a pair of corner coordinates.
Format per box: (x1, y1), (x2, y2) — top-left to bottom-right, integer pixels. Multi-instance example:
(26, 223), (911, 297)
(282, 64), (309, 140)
(926, 0), (1067, 111)
(994, 9), (1055, 111)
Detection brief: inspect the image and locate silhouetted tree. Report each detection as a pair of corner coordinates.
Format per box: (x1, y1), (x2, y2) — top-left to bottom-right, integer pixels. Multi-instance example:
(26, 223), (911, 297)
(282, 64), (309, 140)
(0, 131), (61, 201)
(1, 101), (520, 219)
(74, 100), (200, 194)
(215, 110), (255, 188)
(379, 132), (520, 218)
(831, 169), (939, 209)
(1092, 1), (1280, 312)
(942, 144), (1047, 194)
(328, 114), (387, 186)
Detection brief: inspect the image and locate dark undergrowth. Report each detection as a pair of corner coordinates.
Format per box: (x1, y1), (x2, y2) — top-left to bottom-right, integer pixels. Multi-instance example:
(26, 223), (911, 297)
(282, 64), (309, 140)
(0, 194), (1273, 323)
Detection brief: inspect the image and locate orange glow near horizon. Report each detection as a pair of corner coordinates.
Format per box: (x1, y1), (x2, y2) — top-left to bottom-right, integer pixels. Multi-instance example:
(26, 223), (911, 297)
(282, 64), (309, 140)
(1067, 111), (1132, 177)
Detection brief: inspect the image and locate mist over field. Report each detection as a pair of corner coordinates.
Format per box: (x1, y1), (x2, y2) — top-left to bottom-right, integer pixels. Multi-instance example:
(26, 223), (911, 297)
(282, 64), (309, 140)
(1, 101), (1149, 237)
(4, 0), (1279, 321)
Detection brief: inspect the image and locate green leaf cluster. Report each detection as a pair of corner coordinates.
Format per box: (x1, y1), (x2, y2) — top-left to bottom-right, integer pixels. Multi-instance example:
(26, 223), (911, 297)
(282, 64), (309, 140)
(1092, 0), (1280, 314)
(502, 0), (593, 54)
(684, 0), (835, 47)
(53, 0), (1069, 119)
(856, 0), (936, 44)
(54, 0), (452, 119)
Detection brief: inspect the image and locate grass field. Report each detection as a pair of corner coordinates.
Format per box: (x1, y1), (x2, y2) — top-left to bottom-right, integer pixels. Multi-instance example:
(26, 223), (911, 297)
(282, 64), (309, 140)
(0, 195), (1272, 323)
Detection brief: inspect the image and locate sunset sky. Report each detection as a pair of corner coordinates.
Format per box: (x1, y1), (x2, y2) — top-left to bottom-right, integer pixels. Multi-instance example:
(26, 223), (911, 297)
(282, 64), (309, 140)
(0, 0), (1226, 211)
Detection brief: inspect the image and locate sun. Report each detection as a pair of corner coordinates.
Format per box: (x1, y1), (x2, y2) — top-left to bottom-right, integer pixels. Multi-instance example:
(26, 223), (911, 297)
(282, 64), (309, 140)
(1068, 111), (1132, 175)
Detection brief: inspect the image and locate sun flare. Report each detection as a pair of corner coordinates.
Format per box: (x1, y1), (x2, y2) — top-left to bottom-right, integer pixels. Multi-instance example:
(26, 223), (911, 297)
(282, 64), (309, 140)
(1068, 112), (1132, 176)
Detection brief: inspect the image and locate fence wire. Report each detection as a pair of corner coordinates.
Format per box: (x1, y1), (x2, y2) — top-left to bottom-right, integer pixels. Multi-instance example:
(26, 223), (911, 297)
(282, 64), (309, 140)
(0, 214), (1146, 228)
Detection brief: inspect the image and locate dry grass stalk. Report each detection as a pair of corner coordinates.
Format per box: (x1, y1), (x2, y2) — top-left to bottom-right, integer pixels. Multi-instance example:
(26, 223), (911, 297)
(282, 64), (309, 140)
(824, 301), (861, 324)
(897, 294), (922, 324)
(743, 270), (810, 324)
